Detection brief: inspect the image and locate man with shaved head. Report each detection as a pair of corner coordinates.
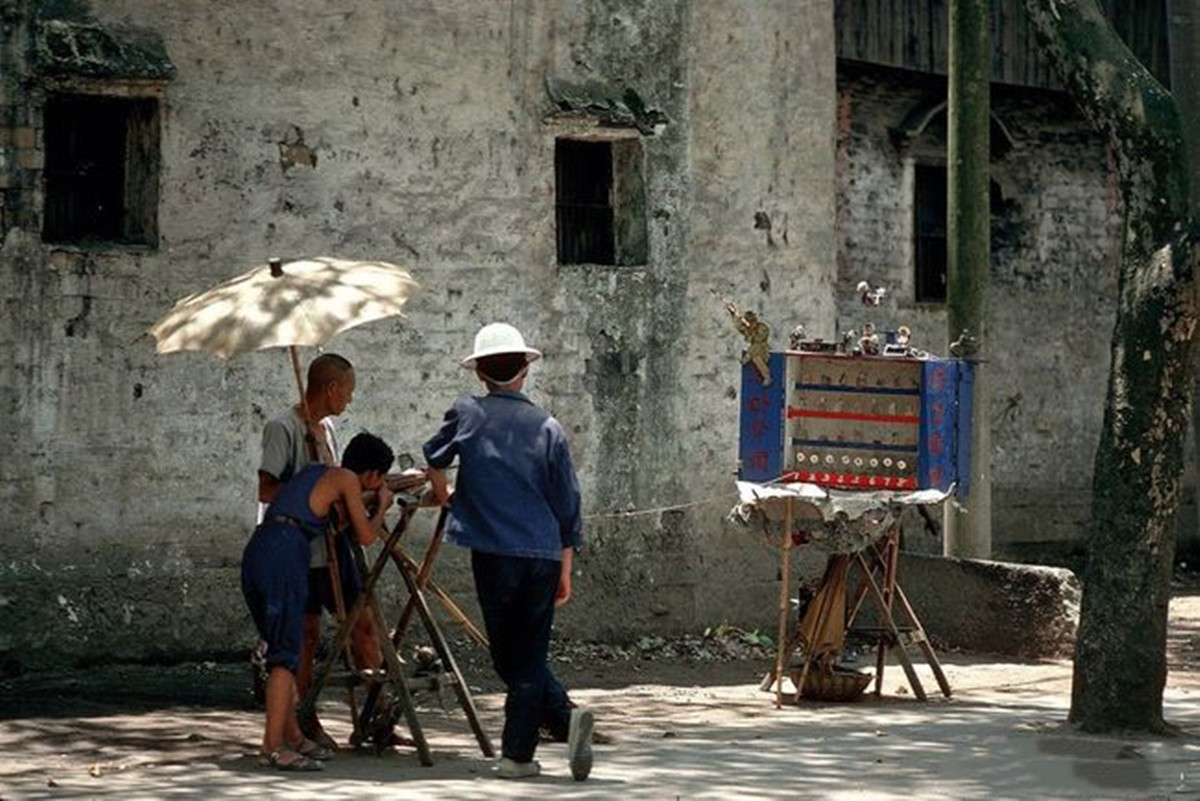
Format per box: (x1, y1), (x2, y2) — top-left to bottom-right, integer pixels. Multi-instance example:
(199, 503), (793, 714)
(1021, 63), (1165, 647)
(257, 352), (386, 750)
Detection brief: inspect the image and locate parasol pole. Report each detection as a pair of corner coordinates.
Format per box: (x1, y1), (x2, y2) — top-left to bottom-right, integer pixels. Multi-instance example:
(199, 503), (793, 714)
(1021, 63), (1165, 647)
(272, 256), (319, 464)
(274, 258), (358, 721)
(269, 257), (312, 428)
(289, 344), (309, 414)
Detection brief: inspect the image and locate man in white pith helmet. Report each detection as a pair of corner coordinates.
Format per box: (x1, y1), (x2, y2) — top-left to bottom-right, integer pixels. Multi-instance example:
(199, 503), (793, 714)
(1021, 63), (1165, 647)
(423, 323), (594, 782)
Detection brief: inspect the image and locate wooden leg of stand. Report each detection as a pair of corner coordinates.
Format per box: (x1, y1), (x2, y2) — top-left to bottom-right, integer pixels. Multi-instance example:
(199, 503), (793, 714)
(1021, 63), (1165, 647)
(891, 582), (952, 698)
(845, 569), (871, 629)
(300, 585), (369, 723)
(872, 532), (898, 698)
(367, 595), (434, 766)
(324, 529), (362, 730)
(392, 509), (448, 643)
(761, 629), (799, 691)
(303, 524), (403, 728)
(386, 539), (489, 649)
(854, 551), (927, 701)
(355, 507), (418, 742)
(773, 500), (794, 709)
(393, 551), (495, 758)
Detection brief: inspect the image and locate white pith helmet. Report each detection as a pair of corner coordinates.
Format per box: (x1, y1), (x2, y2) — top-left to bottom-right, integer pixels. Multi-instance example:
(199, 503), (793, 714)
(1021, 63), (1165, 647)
(461, 322), (542, 367)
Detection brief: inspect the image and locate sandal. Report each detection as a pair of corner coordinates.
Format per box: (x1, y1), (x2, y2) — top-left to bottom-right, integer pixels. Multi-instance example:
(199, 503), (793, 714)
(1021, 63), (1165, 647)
(387, 732), (417, 749)
(258, 748), (324, 772)
(298, 715), (339, 752)
(293, 737), (334, 761)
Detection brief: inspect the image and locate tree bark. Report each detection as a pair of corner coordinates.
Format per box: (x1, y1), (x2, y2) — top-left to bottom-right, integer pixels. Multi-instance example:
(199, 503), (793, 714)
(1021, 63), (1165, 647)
(944, 0), (992, 558)
(1024, 0), (1196, 733)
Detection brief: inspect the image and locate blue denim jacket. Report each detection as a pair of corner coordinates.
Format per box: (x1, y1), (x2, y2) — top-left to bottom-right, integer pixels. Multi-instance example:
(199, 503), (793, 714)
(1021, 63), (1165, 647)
(423, 390), (583, 560)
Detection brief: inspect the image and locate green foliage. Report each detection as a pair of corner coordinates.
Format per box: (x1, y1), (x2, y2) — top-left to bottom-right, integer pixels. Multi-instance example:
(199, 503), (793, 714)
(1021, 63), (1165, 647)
(703, 623), (774, 649)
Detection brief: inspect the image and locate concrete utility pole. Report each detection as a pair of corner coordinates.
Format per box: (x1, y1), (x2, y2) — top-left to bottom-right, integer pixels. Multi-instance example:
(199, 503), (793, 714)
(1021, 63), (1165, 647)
(944, 0), (992, 558)
(1171, 0), (1200, 546)
(1170, 0), (1200, 215)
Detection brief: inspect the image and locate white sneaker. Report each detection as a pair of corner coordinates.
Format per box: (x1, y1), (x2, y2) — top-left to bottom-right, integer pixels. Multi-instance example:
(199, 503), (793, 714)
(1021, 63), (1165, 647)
(567, 707), (594, 781)
(496, 757), (541, 779)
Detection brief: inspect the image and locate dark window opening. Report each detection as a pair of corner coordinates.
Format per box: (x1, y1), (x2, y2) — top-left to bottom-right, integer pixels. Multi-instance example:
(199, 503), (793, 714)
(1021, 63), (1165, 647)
(914, 166), (1004, 303)
(555, 137), (647, 266)
(556, 139), (613, 264)
(914, 163), (947, 303)
(43, 94), (160, 246)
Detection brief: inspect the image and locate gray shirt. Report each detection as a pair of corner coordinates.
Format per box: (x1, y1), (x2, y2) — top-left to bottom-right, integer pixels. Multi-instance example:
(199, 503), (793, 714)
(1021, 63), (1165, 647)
(258, 407), (339, 567)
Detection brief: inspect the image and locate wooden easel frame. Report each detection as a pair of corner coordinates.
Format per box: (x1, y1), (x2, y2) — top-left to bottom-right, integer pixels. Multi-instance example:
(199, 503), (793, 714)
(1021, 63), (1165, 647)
(298, 501), (494, 765)
(844, 528), (951, 701)
(763, 501), (952, 705)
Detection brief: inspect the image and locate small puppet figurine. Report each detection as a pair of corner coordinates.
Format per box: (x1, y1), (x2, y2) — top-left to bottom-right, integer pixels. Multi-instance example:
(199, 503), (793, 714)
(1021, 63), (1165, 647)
(859, 322), (881, 356)
(789, 324), (807, 351)
(726, 302), (773, 386)
(949, 328), (979, 358)
(856, 280), (887, 307)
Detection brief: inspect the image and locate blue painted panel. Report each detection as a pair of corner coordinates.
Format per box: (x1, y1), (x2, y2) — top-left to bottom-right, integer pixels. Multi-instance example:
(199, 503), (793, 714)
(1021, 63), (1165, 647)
(918, 359), (958, 492)
(738, 353), (785, 482)
(956, 360), (975, 499)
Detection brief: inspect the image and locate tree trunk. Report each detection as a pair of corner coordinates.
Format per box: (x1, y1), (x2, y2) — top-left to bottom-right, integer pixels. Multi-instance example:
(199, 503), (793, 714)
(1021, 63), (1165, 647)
(944, 0), (992, 558)
(1024, 0), (1196, 733)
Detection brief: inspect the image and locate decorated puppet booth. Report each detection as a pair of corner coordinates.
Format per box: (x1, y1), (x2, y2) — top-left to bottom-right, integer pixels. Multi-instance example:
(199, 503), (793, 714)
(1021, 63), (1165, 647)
(726, 290), (974, 706)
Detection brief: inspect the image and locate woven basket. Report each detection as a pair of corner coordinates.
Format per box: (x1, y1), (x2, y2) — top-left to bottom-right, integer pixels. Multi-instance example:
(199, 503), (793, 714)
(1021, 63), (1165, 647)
(793, 666), (873, 702)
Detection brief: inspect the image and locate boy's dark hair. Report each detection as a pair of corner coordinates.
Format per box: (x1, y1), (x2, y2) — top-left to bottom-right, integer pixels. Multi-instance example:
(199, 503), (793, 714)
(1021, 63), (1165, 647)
(476, 352), (528, 384)
(342, 432), (394, 475)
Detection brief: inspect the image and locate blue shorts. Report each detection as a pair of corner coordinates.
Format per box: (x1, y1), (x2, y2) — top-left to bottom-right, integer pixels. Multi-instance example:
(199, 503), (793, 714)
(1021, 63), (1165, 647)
(305, 528), (365, 615)
(241, 523), (310, 672)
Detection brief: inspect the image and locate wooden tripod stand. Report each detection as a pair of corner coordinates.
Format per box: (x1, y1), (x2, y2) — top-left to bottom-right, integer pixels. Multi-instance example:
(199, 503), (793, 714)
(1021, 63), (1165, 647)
(763, 500), (952, 706)
(298, 499), (494, 765)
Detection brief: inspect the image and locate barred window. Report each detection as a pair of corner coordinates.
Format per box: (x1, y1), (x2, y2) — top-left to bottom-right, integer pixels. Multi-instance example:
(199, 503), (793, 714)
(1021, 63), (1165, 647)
(914, 163), (947, 303)
(555, 137), (647, 266)
(43, 94), (160, 247)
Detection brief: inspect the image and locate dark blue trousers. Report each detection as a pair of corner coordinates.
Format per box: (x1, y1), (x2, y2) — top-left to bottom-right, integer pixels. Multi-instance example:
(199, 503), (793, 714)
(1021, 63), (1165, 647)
(471, 550), (572, 762)
(241, 524), (310, 672)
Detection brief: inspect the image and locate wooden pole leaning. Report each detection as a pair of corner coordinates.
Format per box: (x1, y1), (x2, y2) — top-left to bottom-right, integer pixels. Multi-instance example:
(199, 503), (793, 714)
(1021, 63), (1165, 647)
(323, 521), (361, 736)
(772, 498), (795, 708)
(792, 555), (848, 704)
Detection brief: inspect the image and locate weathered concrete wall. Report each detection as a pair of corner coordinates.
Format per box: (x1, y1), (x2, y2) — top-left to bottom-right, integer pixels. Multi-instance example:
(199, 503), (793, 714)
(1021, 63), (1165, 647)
(0, 1), (837, 669)
(891, 554), (1079, 659)
(832, 63), (1179, 564)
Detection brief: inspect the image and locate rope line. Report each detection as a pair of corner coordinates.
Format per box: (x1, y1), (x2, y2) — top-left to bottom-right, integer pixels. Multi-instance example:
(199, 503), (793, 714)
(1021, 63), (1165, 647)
(583, 497), (725, 520)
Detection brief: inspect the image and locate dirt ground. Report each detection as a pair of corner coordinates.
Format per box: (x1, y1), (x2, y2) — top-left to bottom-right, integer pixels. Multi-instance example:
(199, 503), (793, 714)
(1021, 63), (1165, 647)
(3, 594), (1200, 799)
